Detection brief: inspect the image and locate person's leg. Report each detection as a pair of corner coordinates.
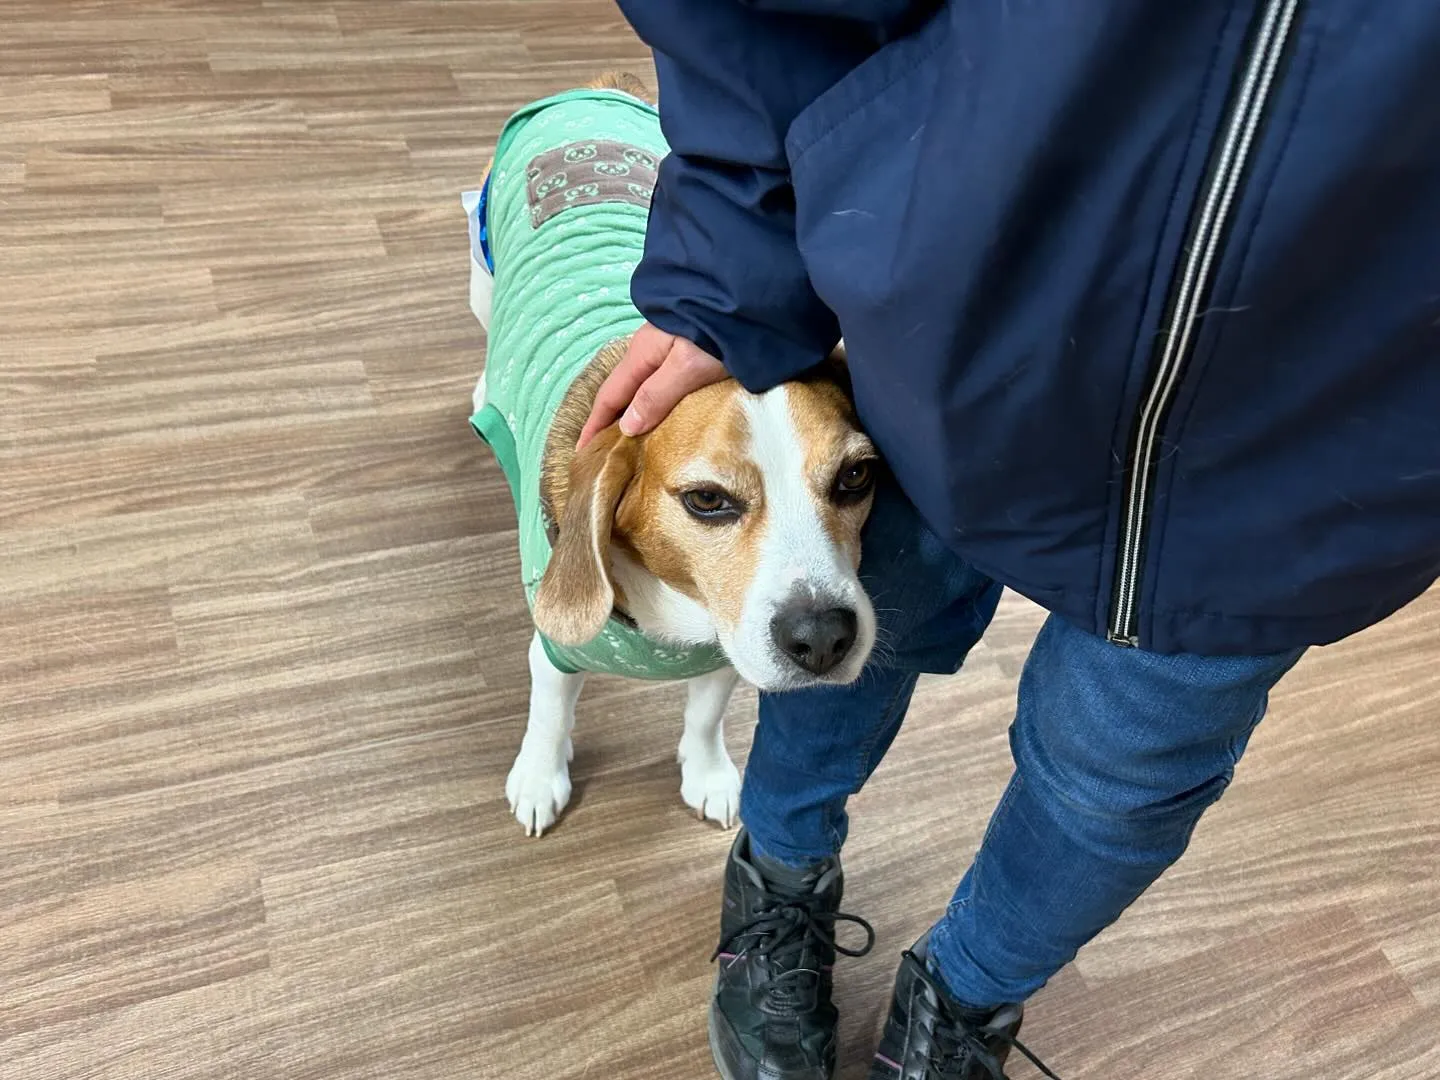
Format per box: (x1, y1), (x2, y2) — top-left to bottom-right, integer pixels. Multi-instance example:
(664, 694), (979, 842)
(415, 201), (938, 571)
(708, 481), (998, 1080)
(926, 613), (1307, 1009)
(739, 478), (1002, 867)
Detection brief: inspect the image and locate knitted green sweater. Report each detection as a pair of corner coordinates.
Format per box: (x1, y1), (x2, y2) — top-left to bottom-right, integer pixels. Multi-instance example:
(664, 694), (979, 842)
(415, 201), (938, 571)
(468, 89), (727, 680)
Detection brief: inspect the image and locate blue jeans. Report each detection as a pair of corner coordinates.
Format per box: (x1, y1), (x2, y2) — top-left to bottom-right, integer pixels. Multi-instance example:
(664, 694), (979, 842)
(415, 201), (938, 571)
(741, 481), (1305, 1008)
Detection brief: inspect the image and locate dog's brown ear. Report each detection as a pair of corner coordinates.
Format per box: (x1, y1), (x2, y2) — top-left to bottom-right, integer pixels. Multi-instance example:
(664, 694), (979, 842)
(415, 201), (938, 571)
(820, 340), (852, 395)
(792, 340), (855, 402)
(533, 427), (638, 647)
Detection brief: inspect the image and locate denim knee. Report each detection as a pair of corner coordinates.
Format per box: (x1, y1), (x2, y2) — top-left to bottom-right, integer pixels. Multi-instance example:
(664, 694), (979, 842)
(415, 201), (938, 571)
(1008, 615), (1305, 856)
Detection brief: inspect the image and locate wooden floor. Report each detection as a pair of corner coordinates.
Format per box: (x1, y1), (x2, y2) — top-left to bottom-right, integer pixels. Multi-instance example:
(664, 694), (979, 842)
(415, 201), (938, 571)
(3, 3), (1438, 1077)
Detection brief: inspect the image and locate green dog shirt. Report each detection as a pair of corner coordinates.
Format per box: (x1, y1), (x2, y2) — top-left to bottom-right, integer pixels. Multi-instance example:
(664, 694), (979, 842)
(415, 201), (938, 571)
(468, 88), (728, 680)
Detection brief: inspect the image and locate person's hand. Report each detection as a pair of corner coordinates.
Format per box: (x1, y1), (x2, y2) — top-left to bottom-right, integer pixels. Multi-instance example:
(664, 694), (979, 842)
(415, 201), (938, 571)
(578, 323), (727, 447)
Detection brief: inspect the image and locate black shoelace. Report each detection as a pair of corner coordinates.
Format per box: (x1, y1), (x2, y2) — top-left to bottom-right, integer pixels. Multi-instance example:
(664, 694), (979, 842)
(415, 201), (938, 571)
(904, 950), (1062, 1080)
(713, 896), (875, 1014)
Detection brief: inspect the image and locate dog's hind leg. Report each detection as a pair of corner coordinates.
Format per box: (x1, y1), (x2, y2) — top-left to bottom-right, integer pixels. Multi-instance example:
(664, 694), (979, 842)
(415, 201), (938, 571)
(506, 631), (585, 837)
(472, 367), (488, 413)
(677, 666), (742, 828)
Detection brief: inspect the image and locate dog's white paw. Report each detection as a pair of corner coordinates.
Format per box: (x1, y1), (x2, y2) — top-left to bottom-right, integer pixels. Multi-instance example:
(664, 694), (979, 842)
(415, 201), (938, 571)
(505, 751), (572, 838)
(678, 743), (741, 828)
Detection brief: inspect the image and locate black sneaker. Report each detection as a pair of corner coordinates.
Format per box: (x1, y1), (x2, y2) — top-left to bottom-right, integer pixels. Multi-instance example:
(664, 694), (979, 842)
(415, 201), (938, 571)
(708, 829), (875, 1080)
(868, 935), (1060, 1080)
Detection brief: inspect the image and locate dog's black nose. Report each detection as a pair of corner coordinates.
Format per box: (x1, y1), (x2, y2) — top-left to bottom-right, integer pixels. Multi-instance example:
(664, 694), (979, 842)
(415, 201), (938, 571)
(771, 604), (859, 677)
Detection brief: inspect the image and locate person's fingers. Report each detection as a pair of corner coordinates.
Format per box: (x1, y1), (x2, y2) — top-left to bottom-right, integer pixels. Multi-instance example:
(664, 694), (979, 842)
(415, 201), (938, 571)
(578, 324), (674, 447)
(618, 340), (727, 437)
(580, 361), (650, 446)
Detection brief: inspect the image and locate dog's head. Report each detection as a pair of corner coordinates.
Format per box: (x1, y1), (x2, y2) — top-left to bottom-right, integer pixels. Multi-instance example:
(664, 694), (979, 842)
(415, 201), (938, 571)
(534, 371), (879, 691)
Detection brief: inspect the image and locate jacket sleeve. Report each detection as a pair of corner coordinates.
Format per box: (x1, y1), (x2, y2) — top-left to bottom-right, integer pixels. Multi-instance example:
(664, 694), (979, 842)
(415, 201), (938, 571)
(619, 0), (927, 391)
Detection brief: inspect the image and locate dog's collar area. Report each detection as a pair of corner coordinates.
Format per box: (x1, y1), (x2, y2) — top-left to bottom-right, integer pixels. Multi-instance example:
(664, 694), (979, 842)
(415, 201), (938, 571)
(475, 172), (494, 272)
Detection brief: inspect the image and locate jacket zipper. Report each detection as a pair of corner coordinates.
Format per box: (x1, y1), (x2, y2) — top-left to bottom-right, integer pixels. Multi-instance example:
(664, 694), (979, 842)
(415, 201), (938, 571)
(1107, 0), (1303, 646)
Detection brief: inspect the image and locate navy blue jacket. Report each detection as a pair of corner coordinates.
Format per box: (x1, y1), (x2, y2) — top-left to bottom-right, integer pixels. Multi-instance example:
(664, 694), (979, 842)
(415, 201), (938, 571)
(619, 0), (1440, 655)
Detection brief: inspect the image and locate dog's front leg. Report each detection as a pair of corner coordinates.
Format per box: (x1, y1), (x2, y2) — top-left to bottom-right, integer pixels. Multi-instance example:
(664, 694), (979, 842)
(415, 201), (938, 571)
(506, 631), (585, 837)
(677, 667), (742, 828)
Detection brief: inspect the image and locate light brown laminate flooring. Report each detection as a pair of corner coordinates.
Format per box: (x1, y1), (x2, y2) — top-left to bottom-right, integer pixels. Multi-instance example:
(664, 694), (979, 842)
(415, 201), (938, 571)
(3, 3), (1438, 1077)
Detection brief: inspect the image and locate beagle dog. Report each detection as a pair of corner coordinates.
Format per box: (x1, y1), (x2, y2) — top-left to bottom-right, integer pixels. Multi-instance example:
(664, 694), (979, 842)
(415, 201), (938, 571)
(466, 74), (878, 837)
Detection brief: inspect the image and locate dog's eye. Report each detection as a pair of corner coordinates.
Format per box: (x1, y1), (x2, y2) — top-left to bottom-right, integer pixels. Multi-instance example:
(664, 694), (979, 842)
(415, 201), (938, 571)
(834, 460), (876, 501)
(681, 489), (739, 521)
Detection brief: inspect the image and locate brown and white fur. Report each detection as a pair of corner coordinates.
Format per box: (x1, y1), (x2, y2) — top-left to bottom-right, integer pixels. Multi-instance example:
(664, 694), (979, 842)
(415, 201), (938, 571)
(471, 75), (879, 837)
